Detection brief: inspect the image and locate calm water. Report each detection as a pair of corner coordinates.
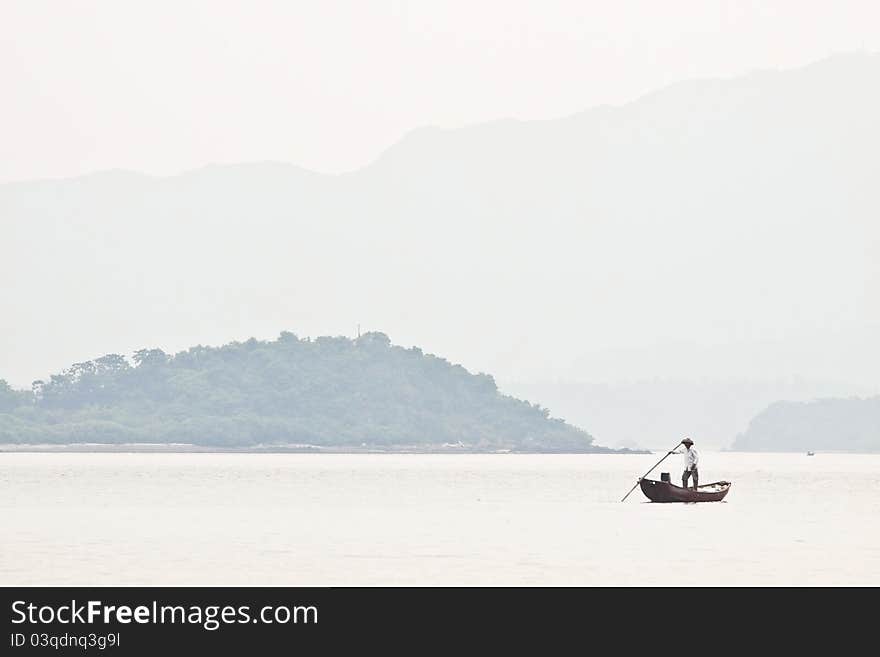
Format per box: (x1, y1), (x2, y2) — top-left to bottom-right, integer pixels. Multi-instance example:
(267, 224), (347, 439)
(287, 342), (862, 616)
(1, 452), (879, 585)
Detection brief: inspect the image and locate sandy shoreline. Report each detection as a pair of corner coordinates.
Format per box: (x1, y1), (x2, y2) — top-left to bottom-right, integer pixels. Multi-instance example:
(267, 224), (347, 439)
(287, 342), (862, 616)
(0, 443), (645, 454)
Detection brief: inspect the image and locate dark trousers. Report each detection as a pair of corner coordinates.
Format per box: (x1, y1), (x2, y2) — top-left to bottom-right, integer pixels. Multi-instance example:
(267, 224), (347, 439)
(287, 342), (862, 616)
(682, 468), (699, 489)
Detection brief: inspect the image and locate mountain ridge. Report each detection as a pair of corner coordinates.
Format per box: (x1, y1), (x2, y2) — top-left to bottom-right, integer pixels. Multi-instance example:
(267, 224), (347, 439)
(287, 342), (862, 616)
(2, 52), (878, 396)
(4, 51), (876, 188)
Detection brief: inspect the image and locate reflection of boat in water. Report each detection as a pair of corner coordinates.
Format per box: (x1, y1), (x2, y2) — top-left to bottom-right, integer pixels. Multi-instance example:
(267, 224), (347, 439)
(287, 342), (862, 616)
(639, 478), (731, 503)
(807, 451), (815, 456)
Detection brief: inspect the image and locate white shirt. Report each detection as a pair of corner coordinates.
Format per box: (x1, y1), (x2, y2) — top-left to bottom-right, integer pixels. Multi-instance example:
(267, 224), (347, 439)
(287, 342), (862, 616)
(684, 446), (699, 471)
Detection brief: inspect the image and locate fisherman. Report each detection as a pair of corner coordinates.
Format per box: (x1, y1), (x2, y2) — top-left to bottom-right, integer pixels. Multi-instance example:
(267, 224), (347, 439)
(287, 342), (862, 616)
(672, 438), (699, 490)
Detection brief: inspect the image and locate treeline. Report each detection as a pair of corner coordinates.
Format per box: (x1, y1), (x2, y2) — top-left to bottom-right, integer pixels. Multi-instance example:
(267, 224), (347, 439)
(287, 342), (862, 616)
(0, 332), (611, 451)
(732, 397), (880, 452)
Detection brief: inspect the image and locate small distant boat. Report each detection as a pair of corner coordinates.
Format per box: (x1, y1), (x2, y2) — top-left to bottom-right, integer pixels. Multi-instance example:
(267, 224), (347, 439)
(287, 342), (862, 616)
(639, 478), (731, 503)
(807, 451), (815, 456)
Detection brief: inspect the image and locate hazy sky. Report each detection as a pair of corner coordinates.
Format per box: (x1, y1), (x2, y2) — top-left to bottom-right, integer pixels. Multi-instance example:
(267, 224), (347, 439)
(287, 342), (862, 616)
(3, 1), (880, 182)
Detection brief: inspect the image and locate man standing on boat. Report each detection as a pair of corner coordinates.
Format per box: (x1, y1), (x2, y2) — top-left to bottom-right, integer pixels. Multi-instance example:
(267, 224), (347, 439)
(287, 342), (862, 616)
(673, 438), (699, 490)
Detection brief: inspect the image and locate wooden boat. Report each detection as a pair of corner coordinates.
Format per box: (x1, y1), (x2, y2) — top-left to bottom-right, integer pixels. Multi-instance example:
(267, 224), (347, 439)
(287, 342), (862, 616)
(639, 478), (731, 503)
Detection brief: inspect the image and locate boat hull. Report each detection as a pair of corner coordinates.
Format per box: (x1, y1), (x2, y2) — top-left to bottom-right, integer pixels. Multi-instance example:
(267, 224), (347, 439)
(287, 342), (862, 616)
(639, 478), (731, 503)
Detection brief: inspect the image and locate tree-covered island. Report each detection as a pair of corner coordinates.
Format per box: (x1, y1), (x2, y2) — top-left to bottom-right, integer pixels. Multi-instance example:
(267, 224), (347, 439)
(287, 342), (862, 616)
(0, 332), (628, 452)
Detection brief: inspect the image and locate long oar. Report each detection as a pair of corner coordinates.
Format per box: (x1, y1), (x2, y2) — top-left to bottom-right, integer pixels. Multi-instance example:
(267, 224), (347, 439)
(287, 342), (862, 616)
(620, 441), (682, 502)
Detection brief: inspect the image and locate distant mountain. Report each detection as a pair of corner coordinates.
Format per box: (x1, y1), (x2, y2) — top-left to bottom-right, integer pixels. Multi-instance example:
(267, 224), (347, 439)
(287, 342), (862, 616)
(731, 397), (880, 452)
(502, 378), (874, 450)
(0, 332), (621, 452)
(2, 53), (879, 392)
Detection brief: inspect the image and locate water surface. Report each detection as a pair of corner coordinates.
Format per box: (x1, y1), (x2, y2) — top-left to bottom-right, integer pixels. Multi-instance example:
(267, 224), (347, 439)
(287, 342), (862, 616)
(2, 452), (878, 585)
